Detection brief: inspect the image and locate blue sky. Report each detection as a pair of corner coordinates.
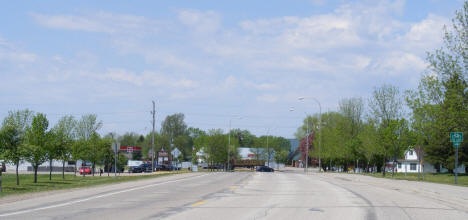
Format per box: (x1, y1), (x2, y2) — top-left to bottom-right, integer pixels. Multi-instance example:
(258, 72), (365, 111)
(0, 0), (465, 138)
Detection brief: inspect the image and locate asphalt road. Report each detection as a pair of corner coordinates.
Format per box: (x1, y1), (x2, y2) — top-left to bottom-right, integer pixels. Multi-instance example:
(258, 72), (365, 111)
(1, 168), (468, 220)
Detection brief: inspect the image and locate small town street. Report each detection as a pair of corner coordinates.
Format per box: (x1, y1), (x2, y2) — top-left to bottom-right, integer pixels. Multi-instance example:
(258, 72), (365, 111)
(1, 168), (467, 220)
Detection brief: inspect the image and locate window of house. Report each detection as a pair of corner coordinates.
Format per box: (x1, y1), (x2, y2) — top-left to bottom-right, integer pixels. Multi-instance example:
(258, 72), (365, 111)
(410, 163), (417, 170)
(398, 163), (401, 168)
(409, 150), (413, 155)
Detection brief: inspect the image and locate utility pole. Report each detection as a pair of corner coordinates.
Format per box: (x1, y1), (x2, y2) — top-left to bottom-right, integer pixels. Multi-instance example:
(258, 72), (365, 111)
(305, 116), (309, 173)
(266, 129), (270, 167)
(227, 119), (231, 172)
(151, 101), (156, 173)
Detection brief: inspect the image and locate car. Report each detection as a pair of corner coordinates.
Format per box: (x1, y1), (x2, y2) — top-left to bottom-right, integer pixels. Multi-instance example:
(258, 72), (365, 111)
(1, 162), (6, 172)
(256, 166), (274, 172)
(156, 164), (180, 171)
(130, 163), (153, 173)
(79, 166), (92, 175)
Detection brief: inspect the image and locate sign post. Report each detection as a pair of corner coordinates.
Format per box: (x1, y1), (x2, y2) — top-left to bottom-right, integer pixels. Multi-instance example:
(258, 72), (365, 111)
(450, 132), (463, 184)
(112, 142), (120, 178)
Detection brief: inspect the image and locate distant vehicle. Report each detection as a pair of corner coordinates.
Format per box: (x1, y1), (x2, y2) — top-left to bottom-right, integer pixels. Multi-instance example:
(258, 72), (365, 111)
(256, 166), (274, 172)
(156, 164), (180, 171)
(1, 161), (6, 172)
(79, 166), (92, 175)
(130, 163), (152, 173)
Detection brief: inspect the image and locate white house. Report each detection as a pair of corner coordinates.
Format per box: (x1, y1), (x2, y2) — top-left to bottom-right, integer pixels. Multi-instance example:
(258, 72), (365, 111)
(396, 148), (465, 174)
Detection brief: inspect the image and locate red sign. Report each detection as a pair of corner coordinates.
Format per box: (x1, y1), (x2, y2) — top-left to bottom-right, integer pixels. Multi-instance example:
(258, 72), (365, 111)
(119, 146), (141, 152)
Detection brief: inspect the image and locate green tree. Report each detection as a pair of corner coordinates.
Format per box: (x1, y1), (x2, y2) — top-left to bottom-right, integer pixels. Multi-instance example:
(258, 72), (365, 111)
(161, 113), (187, 143)
(1, 109), (33, 185)
(369, 84), (402, 176)
(51, 115), (76, 179)
(24, 113), (49, 183)
(75, 114), (102, 176)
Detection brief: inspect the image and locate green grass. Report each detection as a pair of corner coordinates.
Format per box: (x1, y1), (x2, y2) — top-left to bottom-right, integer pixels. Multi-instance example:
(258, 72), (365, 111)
(361, 172), (468, 187)
(0, 173), (173, 198)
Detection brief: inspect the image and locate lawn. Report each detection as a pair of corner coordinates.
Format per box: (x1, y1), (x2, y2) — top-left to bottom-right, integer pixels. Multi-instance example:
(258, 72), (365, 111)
(0, 172), (174, 198)
(362, 172), (468, 187)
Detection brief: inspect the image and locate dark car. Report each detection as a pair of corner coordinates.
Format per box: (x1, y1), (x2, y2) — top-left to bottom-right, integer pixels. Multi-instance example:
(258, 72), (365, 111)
(156, 164), (180, 171)
(256, 166), (274, 172)
(130, 163), (153, 173)
(1, 162), (6, 172)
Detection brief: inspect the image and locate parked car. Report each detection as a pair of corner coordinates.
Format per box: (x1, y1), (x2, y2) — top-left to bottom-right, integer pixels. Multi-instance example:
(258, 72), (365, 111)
(79, 166), (92, 175)
(1, 162), (6, 172)
(156, 164), (180, 171)
(130, 163), (153, 173)
(256, 166), (274, 172)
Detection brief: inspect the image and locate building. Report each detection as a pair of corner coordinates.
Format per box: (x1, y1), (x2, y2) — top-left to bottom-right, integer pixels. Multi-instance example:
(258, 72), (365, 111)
(396, 147), (465, 174)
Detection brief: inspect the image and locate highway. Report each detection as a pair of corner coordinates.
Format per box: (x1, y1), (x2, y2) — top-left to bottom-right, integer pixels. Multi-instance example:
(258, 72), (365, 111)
(1, 168), (468, 219)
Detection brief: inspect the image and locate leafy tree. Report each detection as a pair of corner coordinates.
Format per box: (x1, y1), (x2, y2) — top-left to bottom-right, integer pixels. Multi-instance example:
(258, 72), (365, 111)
(0, 109), (33, 185)
(51, 115), (76, 179)
(406, 3), (468, 171)
(24, 113), (49, 183)
(75, 114), (102, 141)
(75, 114), (102, 176)
(161, 113), (187, 142)
(369, 84), (402, 176)
(274, 150), (289, 170)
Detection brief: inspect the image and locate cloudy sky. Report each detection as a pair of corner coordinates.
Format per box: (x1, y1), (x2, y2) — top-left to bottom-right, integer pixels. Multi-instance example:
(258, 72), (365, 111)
(0, 0), (464, 138)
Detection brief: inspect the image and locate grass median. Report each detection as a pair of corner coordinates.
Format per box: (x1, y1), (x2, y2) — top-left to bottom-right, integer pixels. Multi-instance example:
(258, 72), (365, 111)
(361, 172), (468, 186)
(0, 172), (184, 198)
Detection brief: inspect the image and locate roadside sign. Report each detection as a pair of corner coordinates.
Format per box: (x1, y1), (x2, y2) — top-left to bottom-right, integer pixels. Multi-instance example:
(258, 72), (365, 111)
(450, 132), (463, 142)
(112, 142), (120, 153)
(127, 146), (133, 153)
(454, 142), (461, 147)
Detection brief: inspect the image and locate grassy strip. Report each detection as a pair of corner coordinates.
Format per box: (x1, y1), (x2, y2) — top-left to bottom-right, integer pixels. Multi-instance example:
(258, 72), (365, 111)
(360, 172), (468, 187)
(0, 172), (178, 198)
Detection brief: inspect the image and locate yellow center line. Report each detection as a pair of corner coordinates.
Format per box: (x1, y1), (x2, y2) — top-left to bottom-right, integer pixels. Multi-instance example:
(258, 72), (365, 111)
(191, 200), (206, 207)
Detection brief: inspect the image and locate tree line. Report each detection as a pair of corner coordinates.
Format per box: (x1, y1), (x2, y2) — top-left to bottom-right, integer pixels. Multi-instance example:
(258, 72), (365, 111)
(299, 2), (467, 176)
(0, 111), (291, 188)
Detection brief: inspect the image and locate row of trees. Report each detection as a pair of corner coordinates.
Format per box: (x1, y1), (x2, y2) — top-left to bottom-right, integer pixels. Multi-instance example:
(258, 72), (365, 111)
(0, 111), (128, 186)
(300, 2), (468, 176)
(0, 110), (292, 189)
(136, 113), (291, 169)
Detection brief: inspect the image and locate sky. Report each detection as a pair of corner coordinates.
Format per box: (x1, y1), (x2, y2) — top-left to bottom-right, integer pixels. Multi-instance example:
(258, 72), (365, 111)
(0, 0), (465, 138)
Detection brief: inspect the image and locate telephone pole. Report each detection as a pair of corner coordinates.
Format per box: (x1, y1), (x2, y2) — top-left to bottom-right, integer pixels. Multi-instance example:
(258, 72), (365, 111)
(151, 101), (156, 172)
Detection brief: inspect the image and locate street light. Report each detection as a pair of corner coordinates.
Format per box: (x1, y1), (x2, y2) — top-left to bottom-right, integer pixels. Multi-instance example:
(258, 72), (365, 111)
(298, 96), (322, 172)
(227, 116), (242, 172)
(266, 126), (277, 167)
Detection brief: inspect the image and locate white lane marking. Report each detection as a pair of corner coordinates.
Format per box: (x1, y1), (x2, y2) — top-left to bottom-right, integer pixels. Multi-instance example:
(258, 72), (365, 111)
(0, 173), (211, 217)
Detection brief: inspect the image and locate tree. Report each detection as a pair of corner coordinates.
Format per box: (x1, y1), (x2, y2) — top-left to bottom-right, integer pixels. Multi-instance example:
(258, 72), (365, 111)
(0, 125), (22, 191)
(51, 115), (76, 179)
(75, 114), (102, 176)
(274, 150), (289, 170)
(369, 84), (402, 176)
(161, 113), (187, 142)
(1, 109), (33, 185)
(406, 3), (468, 171)
(75, 114), (102, 141)
(24, 113), (49, 183)
(339, 97), (364, 172)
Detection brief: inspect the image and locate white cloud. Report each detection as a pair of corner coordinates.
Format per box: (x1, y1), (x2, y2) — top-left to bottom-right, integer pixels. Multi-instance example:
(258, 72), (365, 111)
(0, 37), (37, 63)
(96, 68), (199, 88)
(177, 9), (221, 34)
(31, 12), (162, 35)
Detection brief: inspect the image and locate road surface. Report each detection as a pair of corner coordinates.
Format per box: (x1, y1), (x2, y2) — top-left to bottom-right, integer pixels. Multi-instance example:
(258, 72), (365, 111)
(1, 168), (467, 219)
